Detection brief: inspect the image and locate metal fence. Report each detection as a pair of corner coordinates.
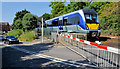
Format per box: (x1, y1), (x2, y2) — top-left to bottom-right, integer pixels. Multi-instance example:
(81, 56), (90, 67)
(58, 33), (120, 68)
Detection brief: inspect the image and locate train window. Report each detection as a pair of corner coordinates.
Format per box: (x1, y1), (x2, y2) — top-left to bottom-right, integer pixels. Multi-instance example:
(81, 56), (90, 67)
(71, 17), (75, 24)
(67, 17), (72, 25)
(73, 17), (75, 24)
(47, 21), (52, 27)
(66, 14), (80, 25)
(63, 19), (67, 25)
(92, 14), (97, 22)
(52, 21), (58, 26)
(78, 21), (80, 24)
(75, 16), (80, 24)
(85, 14), (99, 23)
(58, 20), (63, 26)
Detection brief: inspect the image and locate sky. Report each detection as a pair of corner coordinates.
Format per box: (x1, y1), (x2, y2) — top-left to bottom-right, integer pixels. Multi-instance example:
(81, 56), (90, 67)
(1, 2), (70, 25)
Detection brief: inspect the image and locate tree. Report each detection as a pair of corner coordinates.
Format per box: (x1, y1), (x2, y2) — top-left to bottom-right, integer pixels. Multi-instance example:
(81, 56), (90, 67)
(22, 13), (39, 31)
(49, 2), (65, 18)
(67, 2), (87, 12)
(52, 2), (89, 16)
(14, 9), (30, 22)
(87, 2), (110, 14)
(14, 19), (23, 29)
(12, 9), (30, 29)
(98, 2), (119, 36)
(39, 13), (51, 21)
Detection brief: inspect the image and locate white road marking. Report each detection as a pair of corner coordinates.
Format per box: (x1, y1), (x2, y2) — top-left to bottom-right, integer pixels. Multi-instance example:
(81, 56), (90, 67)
(42, 61), (56, 66)
(0, 42), (3, 45)
(10, 46), (96, 67)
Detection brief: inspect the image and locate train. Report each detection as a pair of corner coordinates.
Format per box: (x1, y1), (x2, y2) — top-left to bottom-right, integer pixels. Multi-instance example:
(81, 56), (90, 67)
(35, 8), (101, 38)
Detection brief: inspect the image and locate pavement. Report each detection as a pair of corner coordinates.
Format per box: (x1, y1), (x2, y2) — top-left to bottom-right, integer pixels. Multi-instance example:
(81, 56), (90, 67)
(1, 37), (95, 68)
(0, 42), (3, 46)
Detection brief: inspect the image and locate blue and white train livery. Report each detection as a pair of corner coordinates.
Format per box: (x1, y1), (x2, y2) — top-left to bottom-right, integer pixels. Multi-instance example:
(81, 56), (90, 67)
(44, 8), (101, 37)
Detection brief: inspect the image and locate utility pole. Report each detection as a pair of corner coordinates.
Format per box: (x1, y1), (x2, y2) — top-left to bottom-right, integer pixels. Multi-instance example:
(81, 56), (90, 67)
(42, 18), (43, 43)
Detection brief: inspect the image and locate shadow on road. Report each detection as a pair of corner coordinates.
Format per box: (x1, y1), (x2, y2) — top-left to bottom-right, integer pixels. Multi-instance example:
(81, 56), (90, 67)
(2, 47), (51, 68)
(19, 42), (23, 44)
(2, 42), (54, 68)
(17, 42), (54, 53)
(2, 42), (95, 68)
(2, 42), (79, 68)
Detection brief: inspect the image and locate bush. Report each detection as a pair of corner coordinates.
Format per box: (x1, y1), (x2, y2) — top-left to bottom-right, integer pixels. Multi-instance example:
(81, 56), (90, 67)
(101, 29), (119, 36)
(3, 33), (7, 37)
(19, 31), (35, 41)
(7, 29), (23, 38)
(99, 2), (119, 36)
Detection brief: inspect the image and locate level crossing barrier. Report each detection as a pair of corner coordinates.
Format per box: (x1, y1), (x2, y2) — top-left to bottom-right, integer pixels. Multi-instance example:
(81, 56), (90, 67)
(58, 33), (120, 68)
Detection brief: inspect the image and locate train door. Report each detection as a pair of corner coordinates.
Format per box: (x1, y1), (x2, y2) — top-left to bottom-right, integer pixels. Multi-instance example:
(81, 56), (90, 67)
(59, 16), (63, 30)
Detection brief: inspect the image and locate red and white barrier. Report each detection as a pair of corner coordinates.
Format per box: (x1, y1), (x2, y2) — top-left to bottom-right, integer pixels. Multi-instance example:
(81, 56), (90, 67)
(58, 34), (120, 54)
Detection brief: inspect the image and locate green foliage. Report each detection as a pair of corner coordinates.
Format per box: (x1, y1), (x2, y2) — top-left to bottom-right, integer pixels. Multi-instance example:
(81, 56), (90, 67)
(39, 13), (51, 21)
(3, 33), (7, 37)
(99, 2), (119, 36)
(7, 29), (23, 38)
(35, 34), (39, 39)
(13, 19), (23, 29)
(7, 30), (36, 41)
(49, 2), (65, 18)
(19, 31), (35, 41)
(88, 2), (110, 13)
(22, 13), (39, 31)
(15, 9), (30, 21)
(49, 2), (90, 18)
(12, 9), (39, 32)
(67, 2), (87, 12)
(12, 9), (30, 29)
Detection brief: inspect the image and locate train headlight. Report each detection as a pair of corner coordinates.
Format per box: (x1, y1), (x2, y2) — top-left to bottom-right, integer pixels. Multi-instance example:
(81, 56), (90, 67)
(85, 25), (89, 30)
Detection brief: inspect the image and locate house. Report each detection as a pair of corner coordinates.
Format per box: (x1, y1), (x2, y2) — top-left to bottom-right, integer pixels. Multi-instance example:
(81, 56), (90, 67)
(0, 22), (11, 34)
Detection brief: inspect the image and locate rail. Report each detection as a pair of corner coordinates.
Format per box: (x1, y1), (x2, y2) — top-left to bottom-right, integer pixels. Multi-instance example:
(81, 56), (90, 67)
(58, 33), (120, 68)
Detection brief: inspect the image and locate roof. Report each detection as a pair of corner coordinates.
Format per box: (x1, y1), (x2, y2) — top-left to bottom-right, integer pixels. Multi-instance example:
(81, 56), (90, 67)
(0, 22), (9, 25)
(45, 9), (82, 22)
(83, 8), (97, 14)
(45, 8), (97, 22)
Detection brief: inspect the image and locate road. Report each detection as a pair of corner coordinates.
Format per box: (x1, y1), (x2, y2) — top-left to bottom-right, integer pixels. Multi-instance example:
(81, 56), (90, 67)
(1, 40), (95, 68)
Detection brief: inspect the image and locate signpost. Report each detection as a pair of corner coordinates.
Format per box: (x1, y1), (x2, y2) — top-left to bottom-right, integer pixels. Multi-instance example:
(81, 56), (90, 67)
(37, 18), (44, 42)
(42, 18), (43, 43)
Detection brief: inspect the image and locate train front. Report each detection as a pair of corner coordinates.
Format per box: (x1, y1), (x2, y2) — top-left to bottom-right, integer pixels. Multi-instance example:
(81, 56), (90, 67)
(83, 8), (101, 38)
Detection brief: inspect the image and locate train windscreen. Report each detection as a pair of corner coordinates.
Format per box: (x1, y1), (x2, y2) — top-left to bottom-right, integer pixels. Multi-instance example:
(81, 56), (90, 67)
(84, 14), (99, 23)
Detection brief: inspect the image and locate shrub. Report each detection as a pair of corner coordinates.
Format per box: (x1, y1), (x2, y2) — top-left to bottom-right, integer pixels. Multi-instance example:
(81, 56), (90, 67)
(99, 2), (119, 36)
(7, 29), (23, 38)
(19, 31), (35, 41)
(3, 33), (7, 37)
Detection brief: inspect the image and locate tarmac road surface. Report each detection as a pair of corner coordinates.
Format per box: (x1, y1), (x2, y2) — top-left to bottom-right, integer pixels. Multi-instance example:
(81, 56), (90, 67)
(1, 40), (95, 68)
